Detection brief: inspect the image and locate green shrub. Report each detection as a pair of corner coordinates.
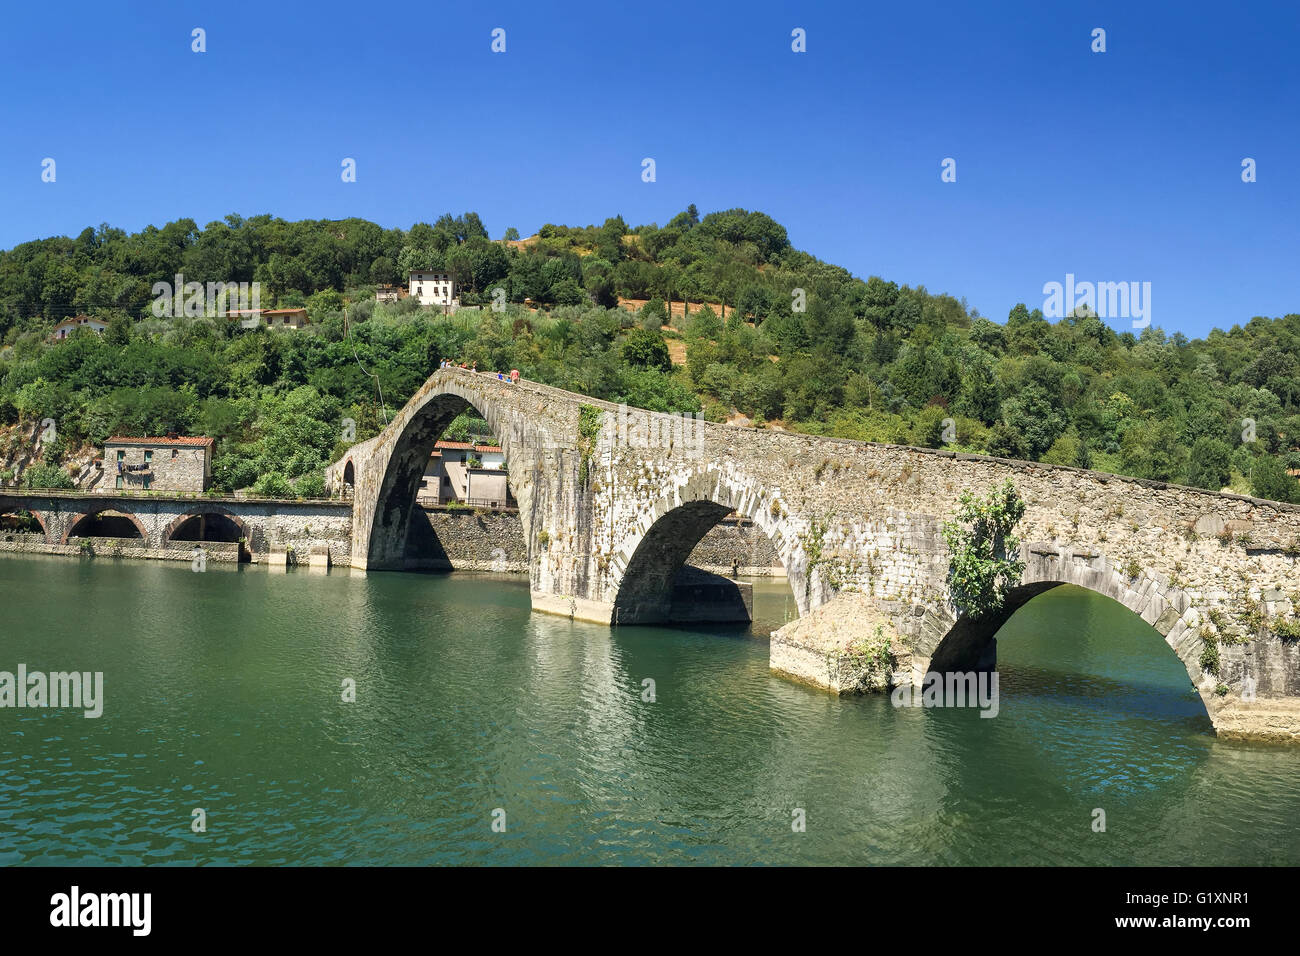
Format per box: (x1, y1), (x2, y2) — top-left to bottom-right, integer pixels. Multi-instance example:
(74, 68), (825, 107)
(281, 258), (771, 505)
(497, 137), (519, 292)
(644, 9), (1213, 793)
(293, 472), (326, 498)
(21, 462), (74, 489)
(252, 472), (293, 497)
(1199, 629), (1220, 676)
(941, 479), (1026, 620)
(1273, 617), (1300, 643)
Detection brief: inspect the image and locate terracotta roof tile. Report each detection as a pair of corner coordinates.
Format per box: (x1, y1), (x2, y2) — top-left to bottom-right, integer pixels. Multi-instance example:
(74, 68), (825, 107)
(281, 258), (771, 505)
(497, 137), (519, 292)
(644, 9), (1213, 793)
(106, 436), (215, 447)
(431, 441), (503, 453)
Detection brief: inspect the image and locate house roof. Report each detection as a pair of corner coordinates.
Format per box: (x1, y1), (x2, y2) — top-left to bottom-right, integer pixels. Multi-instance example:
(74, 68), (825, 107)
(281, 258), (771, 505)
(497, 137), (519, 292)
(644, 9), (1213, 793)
(106, 436), (215, 447)
(431, 441), (502, 454)
(51, 315), (107, 330)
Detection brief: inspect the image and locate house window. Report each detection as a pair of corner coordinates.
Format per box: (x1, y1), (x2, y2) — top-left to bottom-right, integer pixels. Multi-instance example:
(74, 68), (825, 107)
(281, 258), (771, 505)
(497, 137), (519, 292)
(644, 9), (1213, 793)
(115, 476), (123, 489)
(117, 450), (125, 461)
(172, 449), (179, 459)
(144, 450), (153, 463)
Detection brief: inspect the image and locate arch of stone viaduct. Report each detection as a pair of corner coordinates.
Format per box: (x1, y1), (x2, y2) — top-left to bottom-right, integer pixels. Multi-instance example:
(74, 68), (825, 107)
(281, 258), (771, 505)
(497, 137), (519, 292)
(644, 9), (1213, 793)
(331, 368), (1300, 738)
(0, 493), (353, 561)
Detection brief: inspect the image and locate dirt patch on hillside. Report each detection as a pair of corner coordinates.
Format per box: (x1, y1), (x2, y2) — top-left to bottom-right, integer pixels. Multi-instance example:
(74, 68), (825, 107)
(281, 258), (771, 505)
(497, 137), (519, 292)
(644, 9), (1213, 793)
(618, 297), (729, 320)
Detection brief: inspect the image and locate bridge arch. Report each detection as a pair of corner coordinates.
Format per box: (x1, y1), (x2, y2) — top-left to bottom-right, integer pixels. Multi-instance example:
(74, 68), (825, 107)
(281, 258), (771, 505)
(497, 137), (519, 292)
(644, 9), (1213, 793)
(0, 499), (48, 542)
(912, 547), (1213, 709)
(354, 376), (538, 570)
(61, 509), (148, 544)
(607, 467), (807, 625)
(162, 507), (252, 560)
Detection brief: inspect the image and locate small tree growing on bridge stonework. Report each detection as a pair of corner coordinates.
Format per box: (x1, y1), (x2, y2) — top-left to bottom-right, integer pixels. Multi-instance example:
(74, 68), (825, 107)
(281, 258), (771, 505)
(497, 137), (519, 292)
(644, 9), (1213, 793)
(577, 405), (603, 487)
(941, 478), (1026, 620)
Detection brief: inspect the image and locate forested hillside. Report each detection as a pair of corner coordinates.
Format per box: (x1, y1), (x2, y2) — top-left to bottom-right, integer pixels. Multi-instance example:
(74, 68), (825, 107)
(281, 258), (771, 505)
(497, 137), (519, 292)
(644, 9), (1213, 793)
(1, 207), (1298, 502)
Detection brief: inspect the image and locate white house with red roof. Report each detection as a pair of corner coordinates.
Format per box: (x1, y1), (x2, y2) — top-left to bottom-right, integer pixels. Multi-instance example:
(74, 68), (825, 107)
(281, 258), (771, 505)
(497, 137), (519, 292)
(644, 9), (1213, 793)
(48, 315), (109, 342)
(417, 440), (510, 507)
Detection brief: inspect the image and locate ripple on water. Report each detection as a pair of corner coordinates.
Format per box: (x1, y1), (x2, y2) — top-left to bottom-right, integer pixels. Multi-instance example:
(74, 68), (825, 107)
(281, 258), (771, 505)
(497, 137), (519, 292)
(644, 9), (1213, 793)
(0, 561), (1296, 865)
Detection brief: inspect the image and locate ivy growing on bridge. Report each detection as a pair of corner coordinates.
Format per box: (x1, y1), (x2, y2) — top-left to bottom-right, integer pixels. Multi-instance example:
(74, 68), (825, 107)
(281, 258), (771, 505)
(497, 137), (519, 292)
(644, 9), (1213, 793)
(941, 479), (1026, 620)
(577, 405), (603, 487)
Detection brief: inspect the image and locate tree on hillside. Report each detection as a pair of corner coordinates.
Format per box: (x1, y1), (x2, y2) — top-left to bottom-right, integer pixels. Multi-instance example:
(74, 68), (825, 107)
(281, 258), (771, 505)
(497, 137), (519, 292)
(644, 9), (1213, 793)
(640, 298), (667, 330)
(1251, 454), (1300, 503)
(620, 328), (672, 373)
(1186, 437), (1232, 491)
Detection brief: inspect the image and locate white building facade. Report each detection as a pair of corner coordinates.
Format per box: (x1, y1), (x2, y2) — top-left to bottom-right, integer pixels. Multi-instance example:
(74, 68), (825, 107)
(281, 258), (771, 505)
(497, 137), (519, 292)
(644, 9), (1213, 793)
(408, 271), (457, 307)
(416, 441), (511, 508)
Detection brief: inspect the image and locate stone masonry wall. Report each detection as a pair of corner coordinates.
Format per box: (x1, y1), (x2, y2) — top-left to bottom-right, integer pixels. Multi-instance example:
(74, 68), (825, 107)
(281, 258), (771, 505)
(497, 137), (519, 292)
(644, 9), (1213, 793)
(686, 516), (784, 575)
(105, 443), (209, 492)
(409, 508), (529, 571)
(404, 507), (778, 575)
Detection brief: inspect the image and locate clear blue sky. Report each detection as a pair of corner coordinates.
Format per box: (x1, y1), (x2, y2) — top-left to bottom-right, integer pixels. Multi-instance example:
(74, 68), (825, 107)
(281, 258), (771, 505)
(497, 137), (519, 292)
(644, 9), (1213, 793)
(1, 0), (1295, 338)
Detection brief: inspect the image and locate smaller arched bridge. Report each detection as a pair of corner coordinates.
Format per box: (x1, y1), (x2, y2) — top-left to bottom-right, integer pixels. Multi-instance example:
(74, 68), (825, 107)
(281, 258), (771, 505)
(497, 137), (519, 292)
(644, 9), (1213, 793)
(0, 492), (352, 563)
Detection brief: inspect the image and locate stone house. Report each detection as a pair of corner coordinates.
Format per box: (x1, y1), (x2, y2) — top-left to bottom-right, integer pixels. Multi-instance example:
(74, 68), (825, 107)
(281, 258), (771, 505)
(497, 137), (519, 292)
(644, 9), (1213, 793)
(104, 435), (214, 492)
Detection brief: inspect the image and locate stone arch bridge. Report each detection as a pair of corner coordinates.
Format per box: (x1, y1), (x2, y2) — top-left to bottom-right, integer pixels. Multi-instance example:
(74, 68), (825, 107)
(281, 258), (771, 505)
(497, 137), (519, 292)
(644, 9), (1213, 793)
(330, 368), (1300, 740)
(0, 493), (352, 563)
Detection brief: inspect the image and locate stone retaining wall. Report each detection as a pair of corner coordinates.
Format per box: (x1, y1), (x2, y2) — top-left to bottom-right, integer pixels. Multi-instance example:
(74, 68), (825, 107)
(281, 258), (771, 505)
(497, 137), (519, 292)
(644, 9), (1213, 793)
(685, 516), (785, 576)
(404, 507), (782, 576)
(0, 534), (240, 562)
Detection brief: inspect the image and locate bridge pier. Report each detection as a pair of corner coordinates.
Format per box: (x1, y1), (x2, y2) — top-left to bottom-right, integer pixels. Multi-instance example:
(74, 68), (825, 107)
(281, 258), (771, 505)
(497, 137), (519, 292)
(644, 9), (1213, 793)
(530, 591), (617, 625)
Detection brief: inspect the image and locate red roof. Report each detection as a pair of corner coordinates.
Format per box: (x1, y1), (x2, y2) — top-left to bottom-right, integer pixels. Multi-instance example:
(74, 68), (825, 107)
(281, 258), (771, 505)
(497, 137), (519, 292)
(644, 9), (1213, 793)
(226, 308), (307, 315)
(106, 436), (215, 447)
(52, 315), (105, 329)
(433, 441), (502, 453)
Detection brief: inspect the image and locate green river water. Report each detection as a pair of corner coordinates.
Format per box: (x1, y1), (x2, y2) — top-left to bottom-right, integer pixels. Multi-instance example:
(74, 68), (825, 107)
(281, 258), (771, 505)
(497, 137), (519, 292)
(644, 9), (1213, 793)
(0, 554), (1296, 865)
